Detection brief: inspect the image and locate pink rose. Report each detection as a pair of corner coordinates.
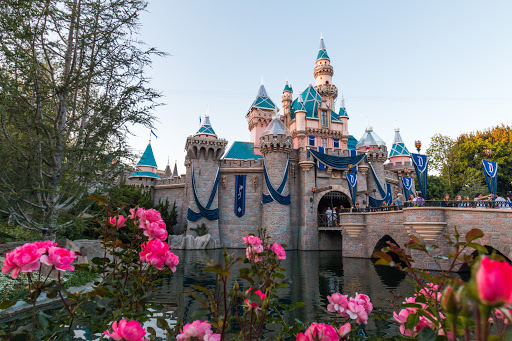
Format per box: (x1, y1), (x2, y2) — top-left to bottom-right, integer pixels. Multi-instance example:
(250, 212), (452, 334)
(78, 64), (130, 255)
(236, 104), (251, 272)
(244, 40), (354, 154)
(297, 323), (340, 341)
(139, 240), (178, 271)
(338, 323), (351, 339)
(476, 257), (512, 306)
(1, 243), (41, 279)
(144, 209), (162, 223)
(104, 319), (147, 341)
(346, 300), (369, 324)
(245, 243), (264, 263)
(33, 241), (58, 255)
(177, 320), (220, 341)
(327, 293), (349, 315)
(245, 288), (266, 309)
(354, 293), (373, 314)
(242, 235), (262, 247)
(165, 251), (179, 273)
(143, 221), (168, 241)
(128, 208), (138, 220)
(270, 242), (286, 260)
(40, 246), (76, 272)
(109, 215), (128, 229)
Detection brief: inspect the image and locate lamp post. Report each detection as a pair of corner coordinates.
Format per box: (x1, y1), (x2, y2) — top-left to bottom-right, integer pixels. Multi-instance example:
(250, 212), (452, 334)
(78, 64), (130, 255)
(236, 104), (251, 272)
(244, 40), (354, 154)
(485, 148), (492, 157)
(415, 140), (422, 153)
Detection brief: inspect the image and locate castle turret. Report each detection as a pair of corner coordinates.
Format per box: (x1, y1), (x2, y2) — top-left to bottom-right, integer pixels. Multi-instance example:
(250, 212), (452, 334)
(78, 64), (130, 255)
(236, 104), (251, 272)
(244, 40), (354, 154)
(388, 127), (411, 166)
(356, 124), (388, 199)
(294, 93), (307, 149)
(185, 112), (227, 246)
(260, 113), (293, 248)
(128, 142), (161, 187)
(172, 161), (179, 178)
(314, 35), (337, 109)
(247, 81), (277, 154)
(282, 81), (293, 126)
(164, 157), (171, 178)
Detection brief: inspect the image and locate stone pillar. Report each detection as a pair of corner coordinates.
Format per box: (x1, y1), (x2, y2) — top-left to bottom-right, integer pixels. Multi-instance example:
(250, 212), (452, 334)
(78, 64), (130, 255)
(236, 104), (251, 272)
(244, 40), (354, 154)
(260, 132), (293, 248)
(184, 136), (227, 247)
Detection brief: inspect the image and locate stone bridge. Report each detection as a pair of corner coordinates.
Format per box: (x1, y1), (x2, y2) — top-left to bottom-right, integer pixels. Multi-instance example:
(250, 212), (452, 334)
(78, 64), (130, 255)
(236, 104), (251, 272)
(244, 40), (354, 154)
(319, 207), (512, 270)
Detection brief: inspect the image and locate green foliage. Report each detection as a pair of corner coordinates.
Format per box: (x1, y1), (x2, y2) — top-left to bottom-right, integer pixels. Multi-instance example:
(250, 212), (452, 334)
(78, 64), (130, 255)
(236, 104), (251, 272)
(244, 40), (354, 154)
(0, 222), (41, 241)
(0, 0), (163, 240)
(426, 175), (454, 200)
(155, 199), (178, 235)
(190, 223), (208, 237)
(426, 125), (512, 196)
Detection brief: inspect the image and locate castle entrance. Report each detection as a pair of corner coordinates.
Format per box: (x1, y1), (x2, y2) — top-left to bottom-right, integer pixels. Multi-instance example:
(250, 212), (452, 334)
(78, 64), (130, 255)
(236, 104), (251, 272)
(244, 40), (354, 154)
(317, 191), (351, 227)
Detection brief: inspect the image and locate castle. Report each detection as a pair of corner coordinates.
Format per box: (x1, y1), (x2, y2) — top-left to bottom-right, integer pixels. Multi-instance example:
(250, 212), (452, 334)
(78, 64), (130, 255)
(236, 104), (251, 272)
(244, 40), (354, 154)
(127, 37), (417, 250)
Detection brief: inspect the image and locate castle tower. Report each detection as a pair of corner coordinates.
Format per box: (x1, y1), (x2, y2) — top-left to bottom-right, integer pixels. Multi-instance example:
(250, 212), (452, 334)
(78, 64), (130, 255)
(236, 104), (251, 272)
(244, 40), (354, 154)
(128, 142), (161, 187)
(185, 112), (227, 246)
(259, 113), (293, 248)
(282, 81), (293, 126)
(294, 93), (307, 149)
(388, 127), (411, 167)
(246, 81), (277, 155)
(164, 157), (171, 178)
(314, 36), (338, 109)
(356, 124), (388, 199)
(172, 161), (179, 178)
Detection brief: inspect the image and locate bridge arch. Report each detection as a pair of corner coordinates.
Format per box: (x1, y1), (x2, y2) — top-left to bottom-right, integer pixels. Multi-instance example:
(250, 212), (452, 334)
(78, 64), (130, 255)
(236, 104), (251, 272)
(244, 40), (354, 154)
(372, 235), (407, 287)
(459, 245), (512, 276)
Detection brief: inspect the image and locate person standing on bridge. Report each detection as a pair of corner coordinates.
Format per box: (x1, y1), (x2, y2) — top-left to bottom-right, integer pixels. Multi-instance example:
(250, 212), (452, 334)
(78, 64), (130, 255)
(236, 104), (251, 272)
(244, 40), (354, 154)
(326, 207), (333, 227)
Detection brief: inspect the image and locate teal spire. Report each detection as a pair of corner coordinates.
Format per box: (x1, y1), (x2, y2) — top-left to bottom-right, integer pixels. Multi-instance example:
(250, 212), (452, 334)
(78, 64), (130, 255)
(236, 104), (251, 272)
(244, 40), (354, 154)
(249, 82), (276, 111)
(317, 35), (330, 61)
(195, 112), (217, 137)
(137, 143), (157, 168)
(283, 80), (293, 93)
(338, 95), (349, 117)
(389, 127), (410, 157)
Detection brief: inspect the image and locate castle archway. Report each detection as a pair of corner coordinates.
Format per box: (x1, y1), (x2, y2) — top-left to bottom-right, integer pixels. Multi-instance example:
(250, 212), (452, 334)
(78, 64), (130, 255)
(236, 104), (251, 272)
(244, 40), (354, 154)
(372, 235), (406, 287)
(317, 191), (351, 227)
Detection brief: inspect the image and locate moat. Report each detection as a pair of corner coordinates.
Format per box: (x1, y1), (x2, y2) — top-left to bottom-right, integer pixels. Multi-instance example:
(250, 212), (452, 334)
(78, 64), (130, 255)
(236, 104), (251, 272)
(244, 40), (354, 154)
(149, 249), (412, 338)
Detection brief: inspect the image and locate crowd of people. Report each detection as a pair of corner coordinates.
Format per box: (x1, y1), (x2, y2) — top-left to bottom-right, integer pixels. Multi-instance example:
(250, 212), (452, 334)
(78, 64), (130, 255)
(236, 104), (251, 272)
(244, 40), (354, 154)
(321, 191), (512, 226)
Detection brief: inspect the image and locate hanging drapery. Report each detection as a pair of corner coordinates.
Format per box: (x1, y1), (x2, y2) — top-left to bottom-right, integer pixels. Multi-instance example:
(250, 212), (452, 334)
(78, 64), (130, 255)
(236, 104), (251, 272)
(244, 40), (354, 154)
(346, 171), (358, 205)
(317, 146), (326, 170)
(262, 158), (291, 205)
(401, 176), (415, 200)
(234, 175), (246, 217)
(187, 164), (220, 222)
(368, 162), (386, 198)
(411, 153), (428, 199)
(482, 159), (498, 197)
(369, 183), (393, 207)
(307, 148), (366, 170)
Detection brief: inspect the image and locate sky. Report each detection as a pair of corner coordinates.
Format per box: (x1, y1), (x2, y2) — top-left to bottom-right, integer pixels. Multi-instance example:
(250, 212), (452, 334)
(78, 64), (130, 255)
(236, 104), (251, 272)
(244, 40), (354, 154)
(131, 0), (512, 174)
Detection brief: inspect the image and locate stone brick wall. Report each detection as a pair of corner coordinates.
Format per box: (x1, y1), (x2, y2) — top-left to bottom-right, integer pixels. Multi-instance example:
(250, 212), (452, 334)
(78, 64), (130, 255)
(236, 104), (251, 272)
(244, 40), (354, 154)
(262, 152), (292, 248)
(340, 207), (512, 270)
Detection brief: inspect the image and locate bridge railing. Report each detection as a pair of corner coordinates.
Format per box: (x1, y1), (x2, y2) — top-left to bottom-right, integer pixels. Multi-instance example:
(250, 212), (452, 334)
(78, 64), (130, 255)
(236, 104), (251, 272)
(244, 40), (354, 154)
(403, 200), (510, 209)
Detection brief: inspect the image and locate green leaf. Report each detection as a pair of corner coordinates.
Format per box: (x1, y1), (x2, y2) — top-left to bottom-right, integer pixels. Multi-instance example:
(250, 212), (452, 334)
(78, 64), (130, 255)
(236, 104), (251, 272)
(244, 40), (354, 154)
(38, 311), (49, 329)
(465, 228), (484, 243)
(467, 243), (488, 254)
(0, 300), (17, 309)
(418, 327), (437, 341)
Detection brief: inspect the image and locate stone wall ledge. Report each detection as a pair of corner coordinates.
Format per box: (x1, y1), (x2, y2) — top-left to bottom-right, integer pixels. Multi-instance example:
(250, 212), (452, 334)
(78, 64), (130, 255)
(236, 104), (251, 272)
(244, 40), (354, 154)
(154, 183), (186, 189)
(219, 167), (263, 173)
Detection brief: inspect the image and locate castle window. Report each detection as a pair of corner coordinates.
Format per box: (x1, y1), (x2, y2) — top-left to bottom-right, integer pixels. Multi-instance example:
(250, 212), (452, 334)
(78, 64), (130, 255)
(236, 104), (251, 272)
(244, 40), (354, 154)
(321, 110), (328, 127)
(308, 136), (316, 146)
(333, 138), (340, 149)
(321, 138), (327, 148)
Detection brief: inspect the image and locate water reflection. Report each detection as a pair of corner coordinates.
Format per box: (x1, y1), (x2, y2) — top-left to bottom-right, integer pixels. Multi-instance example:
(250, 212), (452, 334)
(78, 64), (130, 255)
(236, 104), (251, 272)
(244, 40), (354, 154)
(151, 250), (413, 338)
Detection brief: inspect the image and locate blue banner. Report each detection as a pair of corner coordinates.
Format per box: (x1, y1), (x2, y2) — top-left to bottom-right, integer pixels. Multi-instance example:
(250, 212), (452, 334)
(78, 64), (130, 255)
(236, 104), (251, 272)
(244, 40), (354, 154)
(369, 183), (393, 207)
(317, 147), (326, 170)
(346, 171), (357, 205)
(234, 175), (246, 217)
(411, 153), (428, 199)
(308, 136), (316, 146)
(187, 165), (220, 222)
(482, 159), (498, 196)
(401, 176), (414, 201)
(262, 158), (291, 205)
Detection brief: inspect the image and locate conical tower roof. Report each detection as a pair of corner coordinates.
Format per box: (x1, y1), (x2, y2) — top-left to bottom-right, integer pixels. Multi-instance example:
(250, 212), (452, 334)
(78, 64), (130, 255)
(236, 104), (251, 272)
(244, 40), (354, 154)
(164, 157), (171, 177)
(137, 143), (157, 168)
(249, 83), (276, 111)
(283, 81), (293, 93)
(195, 113), (217, 137)
(355, 124), (386, 148)
(317, 36), (330, 61)
(172, 161), (179, 177)
(389, 128), (410, 157)
(261, 112), (291, 138)
(338, 95), (349, 118)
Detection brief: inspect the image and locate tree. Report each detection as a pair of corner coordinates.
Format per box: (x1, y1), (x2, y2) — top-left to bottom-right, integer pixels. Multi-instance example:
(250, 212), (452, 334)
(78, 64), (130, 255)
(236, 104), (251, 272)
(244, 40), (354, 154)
(451, 125), (512, 195)
(426, 134), (456, 186)
(0, 0), (163, 239)
(426, 175), (453, 200)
